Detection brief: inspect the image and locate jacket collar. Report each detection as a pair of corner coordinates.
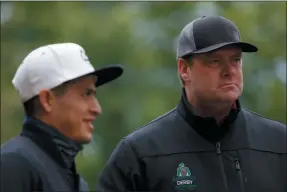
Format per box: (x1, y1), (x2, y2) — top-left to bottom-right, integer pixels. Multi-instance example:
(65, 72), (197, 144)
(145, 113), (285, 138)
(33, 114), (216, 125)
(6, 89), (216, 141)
(20, 116), (82, 169)
(177, 88), (241, 142)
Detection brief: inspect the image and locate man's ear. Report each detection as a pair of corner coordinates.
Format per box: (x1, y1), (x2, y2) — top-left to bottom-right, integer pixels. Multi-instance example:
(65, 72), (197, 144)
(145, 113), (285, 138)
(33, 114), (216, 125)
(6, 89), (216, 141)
(38, 89), (56, 113)
(177, 58), (191, 84)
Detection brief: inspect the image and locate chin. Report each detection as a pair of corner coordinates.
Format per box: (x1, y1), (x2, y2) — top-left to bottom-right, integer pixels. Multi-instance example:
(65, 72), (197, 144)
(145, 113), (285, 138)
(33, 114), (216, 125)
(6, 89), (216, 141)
(221, 93), (239, 102)
(76, 134), (93, 144)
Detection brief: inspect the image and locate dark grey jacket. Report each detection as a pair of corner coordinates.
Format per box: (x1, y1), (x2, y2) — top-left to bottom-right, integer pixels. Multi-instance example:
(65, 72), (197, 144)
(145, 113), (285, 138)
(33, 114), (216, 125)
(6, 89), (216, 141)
(96, 92), (286, 192)
(1, 117), (89, 192)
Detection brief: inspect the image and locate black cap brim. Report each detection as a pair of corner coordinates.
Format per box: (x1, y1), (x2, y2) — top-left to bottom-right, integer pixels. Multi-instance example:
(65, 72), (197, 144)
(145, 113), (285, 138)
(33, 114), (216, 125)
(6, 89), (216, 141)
(192, 42), (258, 54)
(91, 64), (124, 87)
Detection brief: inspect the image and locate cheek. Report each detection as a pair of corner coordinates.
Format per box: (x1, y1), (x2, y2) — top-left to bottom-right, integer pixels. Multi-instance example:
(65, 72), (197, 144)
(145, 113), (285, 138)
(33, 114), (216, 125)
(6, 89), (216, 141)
(60, 102), (86, 130)
(236, 70), (243, 85)
(199, 73), (218, 89)
(69, 104), (87, 124)
(66, 104), (91, 141)
(191, 73), (208, 89)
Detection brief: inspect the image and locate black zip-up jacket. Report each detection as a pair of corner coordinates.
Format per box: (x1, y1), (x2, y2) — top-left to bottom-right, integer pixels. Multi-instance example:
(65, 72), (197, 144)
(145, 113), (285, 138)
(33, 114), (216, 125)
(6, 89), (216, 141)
(96, 91), (286, 192)
(1, 117), (89, 192)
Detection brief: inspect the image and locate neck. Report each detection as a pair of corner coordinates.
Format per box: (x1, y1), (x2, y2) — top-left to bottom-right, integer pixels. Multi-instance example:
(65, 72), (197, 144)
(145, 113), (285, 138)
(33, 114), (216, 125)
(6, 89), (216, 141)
(28, 115), (81, 148)
(24, 116), (82, 169)
(185, 90), (234, 124)
(35, 114), (72, 141)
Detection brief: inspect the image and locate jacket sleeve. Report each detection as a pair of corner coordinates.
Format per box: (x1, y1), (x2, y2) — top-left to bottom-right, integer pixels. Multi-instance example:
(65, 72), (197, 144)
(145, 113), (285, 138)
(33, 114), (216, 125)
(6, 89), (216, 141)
(1, 153), (40, 192)
(95, 138), (146, 192)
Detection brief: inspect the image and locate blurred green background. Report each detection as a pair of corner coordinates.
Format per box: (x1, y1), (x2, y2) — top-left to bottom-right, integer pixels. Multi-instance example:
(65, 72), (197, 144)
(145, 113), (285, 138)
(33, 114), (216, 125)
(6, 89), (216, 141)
(1, 1), (286, 190)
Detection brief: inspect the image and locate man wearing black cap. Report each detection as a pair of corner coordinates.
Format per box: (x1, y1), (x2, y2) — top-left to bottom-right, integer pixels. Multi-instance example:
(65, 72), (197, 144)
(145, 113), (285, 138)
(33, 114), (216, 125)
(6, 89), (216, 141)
(1, 43), (123, 192)
(96, 16), (286, 192)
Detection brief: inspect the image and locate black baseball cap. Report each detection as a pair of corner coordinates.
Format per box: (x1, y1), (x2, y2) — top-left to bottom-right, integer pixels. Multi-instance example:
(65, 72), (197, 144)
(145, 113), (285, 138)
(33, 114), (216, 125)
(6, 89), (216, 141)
(176, 16), (258, 59)
(93, 64), (124, 87)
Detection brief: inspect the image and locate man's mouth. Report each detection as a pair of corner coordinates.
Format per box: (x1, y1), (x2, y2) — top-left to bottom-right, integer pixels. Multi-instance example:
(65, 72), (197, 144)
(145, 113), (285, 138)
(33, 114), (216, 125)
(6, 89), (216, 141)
(83, 118), (95, 130)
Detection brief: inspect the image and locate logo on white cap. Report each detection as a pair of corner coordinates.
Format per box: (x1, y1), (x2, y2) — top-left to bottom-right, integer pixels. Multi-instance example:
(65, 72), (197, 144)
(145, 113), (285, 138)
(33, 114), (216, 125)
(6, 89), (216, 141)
(80, 49), (89, 61)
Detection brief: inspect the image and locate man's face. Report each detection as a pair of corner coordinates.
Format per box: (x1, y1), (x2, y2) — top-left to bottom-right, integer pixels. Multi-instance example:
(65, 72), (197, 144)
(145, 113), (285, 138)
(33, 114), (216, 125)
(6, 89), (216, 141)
(52, 75), (102, 144)
(182, 46), (243, 104)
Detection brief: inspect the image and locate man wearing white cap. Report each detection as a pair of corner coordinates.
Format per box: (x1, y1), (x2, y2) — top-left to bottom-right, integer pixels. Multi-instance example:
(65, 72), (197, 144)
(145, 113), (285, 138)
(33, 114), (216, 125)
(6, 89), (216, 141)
(1, 43), (123, 192)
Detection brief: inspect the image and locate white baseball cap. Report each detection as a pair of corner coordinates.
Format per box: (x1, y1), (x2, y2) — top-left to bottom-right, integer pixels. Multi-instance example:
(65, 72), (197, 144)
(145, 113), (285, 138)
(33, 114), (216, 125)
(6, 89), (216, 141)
(12, 43), (123, 102)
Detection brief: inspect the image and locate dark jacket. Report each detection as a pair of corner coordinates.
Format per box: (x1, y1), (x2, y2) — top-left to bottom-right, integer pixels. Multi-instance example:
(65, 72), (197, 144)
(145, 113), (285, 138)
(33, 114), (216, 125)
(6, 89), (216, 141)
(1, 117), (89, 192)
(96, 90), (286, 192)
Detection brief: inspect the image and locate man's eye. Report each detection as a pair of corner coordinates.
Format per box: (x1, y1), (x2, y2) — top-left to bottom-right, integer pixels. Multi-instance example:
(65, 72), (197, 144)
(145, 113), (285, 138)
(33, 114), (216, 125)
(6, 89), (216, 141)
(232, 58), (242, 64)
(84, 90), (93, 96)
(233, 57), (241, 62)
(207, 59), (220, 67)
(211, 59), (220, 63)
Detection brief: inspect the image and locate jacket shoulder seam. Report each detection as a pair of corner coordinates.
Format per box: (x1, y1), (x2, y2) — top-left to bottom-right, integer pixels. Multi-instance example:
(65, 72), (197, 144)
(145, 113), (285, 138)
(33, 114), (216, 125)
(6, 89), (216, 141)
(138, 148), (286, 159)
(243, 108), (286, 125)
(123, 137), (141, 159)
(130, 108), (176, 134)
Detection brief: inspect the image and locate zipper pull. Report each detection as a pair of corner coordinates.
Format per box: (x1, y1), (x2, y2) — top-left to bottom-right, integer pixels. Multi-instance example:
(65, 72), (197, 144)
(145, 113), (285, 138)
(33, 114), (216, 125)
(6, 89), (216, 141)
(235, 160), (246, 192)
(215, 142), (221, 154)
(235, 160), (241, 170)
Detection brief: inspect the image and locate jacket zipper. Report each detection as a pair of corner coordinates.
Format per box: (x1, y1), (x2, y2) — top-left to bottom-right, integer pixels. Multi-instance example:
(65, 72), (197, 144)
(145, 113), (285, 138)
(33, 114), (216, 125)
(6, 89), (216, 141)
(235, 160), (245, 192)
(216, 142), (229, 192)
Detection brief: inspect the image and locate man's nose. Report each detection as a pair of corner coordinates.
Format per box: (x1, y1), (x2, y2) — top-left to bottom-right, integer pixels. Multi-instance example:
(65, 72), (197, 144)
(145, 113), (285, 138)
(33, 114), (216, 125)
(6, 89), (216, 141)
(90, 98), (102, 115)
(221, 62), (236, 76)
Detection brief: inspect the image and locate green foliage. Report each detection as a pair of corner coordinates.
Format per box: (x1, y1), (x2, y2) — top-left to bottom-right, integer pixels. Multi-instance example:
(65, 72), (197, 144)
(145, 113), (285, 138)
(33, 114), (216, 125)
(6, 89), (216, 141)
(1, 2), (286, 190)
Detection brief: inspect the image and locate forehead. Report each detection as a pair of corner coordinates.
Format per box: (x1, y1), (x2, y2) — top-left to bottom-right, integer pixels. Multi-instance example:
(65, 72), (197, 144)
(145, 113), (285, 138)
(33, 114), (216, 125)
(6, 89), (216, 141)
(200, 46), (242, 58)
(69, 75), (97, 89)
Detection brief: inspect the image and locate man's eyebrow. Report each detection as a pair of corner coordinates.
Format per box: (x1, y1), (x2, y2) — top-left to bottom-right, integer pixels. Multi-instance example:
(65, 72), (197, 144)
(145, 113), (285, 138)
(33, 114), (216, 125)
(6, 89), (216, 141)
(232, 52), (242, 57)
(202, 52), (218, 58)
(237, 52), (242, 56)
(206, 51), (242, 57)
(199, 53), (218, 60)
